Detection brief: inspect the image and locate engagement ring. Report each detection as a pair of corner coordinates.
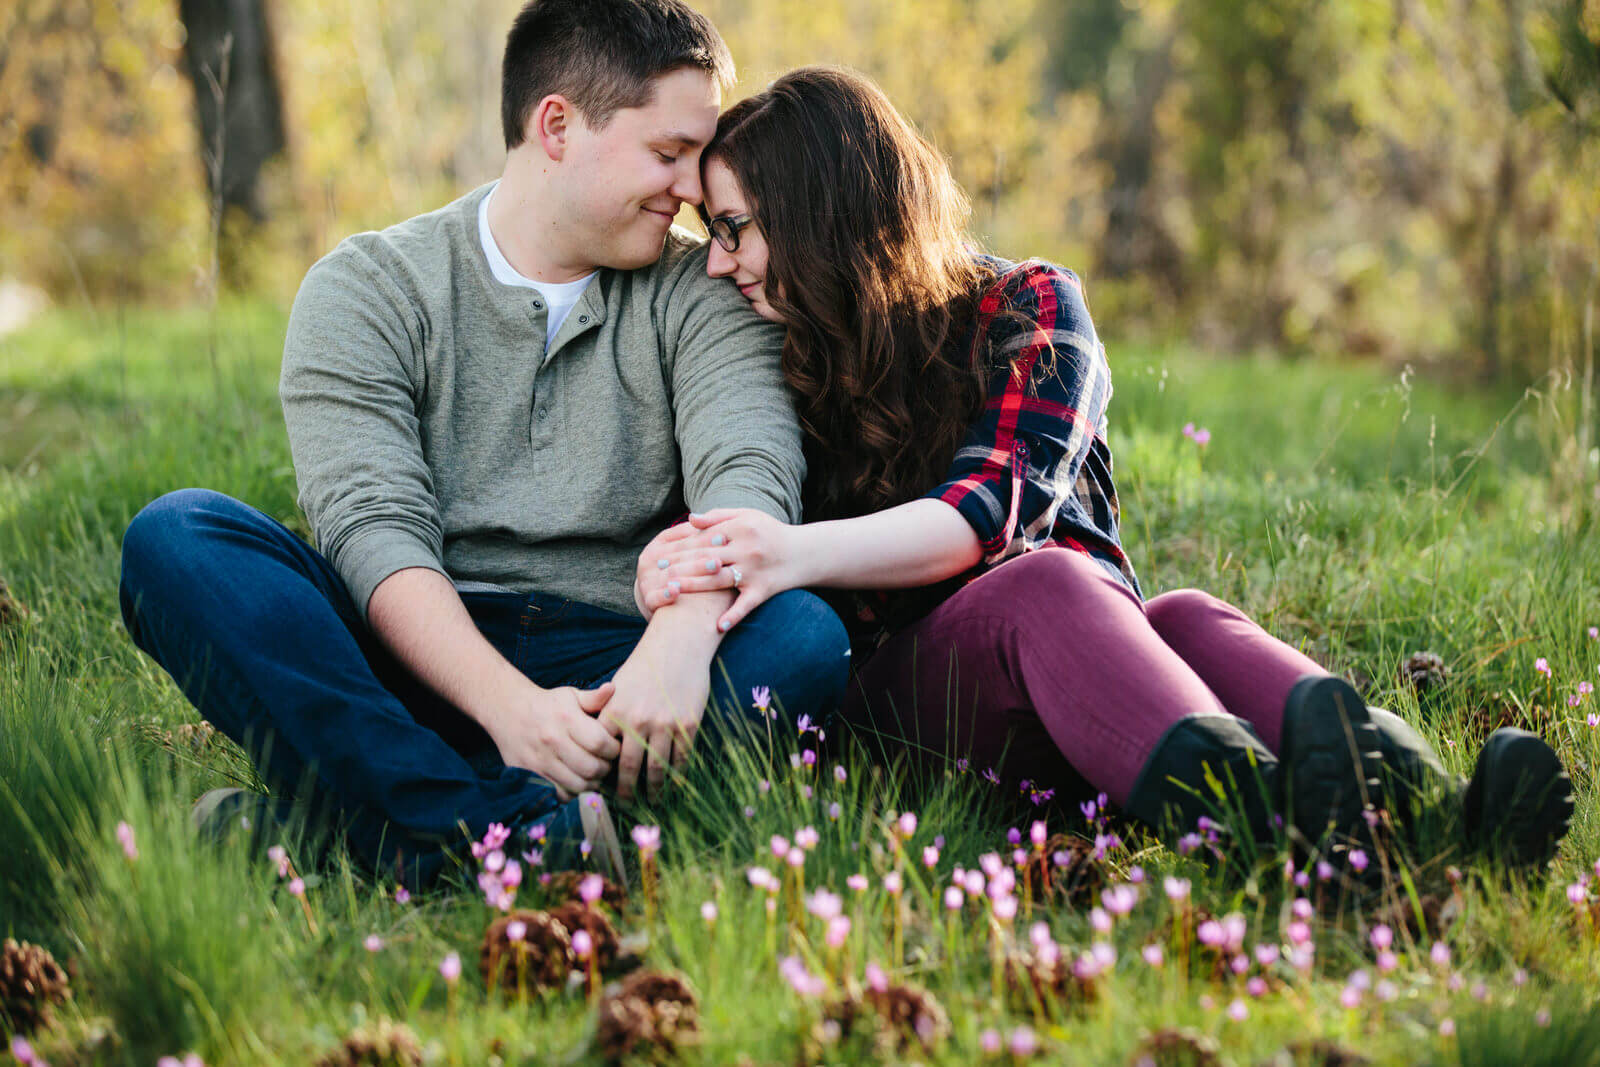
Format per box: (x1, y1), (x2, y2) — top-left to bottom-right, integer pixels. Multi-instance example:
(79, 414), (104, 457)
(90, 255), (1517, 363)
(730, 566), (743, 588)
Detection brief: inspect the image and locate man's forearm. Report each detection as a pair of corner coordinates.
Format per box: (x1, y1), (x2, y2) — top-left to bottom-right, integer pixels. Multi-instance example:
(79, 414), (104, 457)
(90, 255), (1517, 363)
(365, 566), (534, 736)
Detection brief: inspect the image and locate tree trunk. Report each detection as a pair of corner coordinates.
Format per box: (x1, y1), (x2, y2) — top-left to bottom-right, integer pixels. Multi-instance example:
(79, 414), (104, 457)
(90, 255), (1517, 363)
(178, 0), (286, 221)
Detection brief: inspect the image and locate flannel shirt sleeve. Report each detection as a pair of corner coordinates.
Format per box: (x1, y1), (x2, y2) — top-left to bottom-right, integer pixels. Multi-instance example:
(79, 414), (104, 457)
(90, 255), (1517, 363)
(922, 263), (1114, 564)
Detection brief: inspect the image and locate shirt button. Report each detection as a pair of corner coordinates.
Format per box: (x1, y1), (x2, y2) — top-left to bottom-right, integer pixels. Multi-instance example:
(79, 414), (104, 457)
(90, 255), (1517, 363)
(578, 315), (588, 324)
(538, 407), (549, 420)
(532, 300), (543, 310)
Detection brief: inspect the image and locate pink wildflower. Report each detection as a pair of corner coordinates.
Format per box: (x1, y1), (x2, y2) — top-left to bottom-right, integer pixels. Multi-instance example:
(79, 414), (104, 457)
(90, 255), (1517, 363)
(846, 873), (869, 892)
(439, 952), (462, 983)
(701, 902), (717, 923)
(795, 826), (820, 850)
(572, 930), (593, 960)
(883, 871), (903, 895)
(751, 686), (771, 714)
(1370, 924), (1393, 950)
(834, 765), (847, 783)
(826, 916), (851, 948)
(1193, 428), (1211, 447)
(267, 845), (289, 878)
(394, 886), (411, 905)
(1439, 1018), (1456, 1037)
(579, 873), (604, 904)
(865, 961), (889, 992)
(944, 886), (964, 911)
(1009, 1026), (1038, 1057)
(364, 934), (384, 952)
(1164, 876), (1191, 901)
(980, 1028), (1002, 1054)
(631, 825), (661, 855)
(827, 802), (842, 820)
(115, 821), (138, 861)
(287, 877), (305, 898)
(897, 812), (918, 838)
(779, 956), (825, 997)
(1142, 944), (1165, 967)
(1227, 998), (1248, 1021)
(1535, 657), (1551, 676)
(1430, 941), (1452, 968)
(506, 920), (526, 942)
(806, 889), (843, 921)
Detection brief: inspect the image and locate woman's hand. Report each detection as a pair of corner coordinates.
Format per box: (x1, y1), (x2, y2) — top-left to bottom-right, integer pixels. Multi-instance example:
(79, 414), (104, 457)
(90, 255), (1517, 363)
(635, 508), (806, 632)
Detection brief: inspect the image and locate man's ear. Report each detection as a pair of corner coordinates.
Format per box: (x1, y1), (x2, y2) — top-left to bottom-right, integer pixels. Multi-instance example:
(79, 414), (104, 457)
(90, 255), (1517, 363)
(532, 94), (576, 161)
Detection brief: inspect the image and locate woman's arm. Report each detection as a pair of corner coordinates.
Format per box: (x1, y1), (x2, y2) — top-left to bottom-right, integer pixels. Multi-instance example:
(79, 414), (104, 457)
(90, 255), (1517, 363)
(635, 499), (980, 632)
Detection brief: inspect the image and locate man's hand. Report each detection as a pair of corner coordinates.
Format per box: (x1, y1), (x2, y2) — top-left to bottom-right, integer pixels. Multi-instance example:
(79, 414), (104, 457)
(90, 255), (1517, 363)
(600, 593), (726, 802)
(485, 681), (622, 801)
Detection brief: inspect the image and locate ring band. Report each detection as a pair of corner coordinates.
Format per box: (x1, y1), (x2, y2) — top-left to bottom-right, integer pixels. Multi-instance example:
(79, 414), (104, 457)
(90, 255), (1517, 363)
(730, 566), (743, 588)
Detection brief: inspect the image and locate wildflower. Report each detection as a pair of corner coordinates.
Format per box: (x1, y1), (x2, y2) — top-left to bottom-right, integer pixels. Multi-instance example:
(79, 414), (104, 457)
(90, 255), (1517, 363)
(1128, 865), (1146, 883)
(779, 955), (824, 997)
(267, 844), (289, 878)
(116, 821), (138, 861)
(1348, 969), (1372, 992)
(982, 767), (1000, 785)
(747, 867), (777, 891)
(700, 901), (717, 924)
(1009, 1026), (1039, 1057)
(1472, 981), (1489, 1001)
(759, 779), (771, 794)
(1568, 882), (1588, 906)
(1198, 921), (1225, 947)
(1430, 942), (1452, 968)
(1029, 921), (1053, 948)
(1090, 908), (1112, 934)
(1291, 897), (1314, 920)
(440, 952), (462, 983)
(956, 757), (971, 773)
(795, 826), (820, 850)
(1439, 1018), (1456, 1038)
(1256, 944), (1280, 967)
(1513, 968), (1528, 987)
(1030, 821), (1048, 848)
(1164, 876), (1191, 901)
(522, 848), (544, 868)
(786, 848), (805, 868)
(1339, 986), (1361, 1009)
(1582, 682), (1595, 695)
(1289, 945), (1316, 972)
(1230, 954), (1250, 975)
(580, 840), (592, 859)
(980, 1028), (1002, 1054)
(826, 802), (842, 821)
(1377, 951), (1398, 973)
(1193, 428), (1212, 447)
(364, 934), (384, 952)
(1349, 849), (1370, 873)
(1535, 657), (1552, 676)
(846, 873), (869, 892)
(789, 753), (802, 769)
(1589, 627), (1598, 640)
(993, 895), (1019, 922)
(797, 713), (814, 734)
(1247, 976), (1268, 998)
(1012, 847), (1028, 867)
(1227, 999), (1248, 1021)
(770, 835), (790, 858)
(288, 877), (306, 898)
(483, 848), (505, 873)
(865, 961), (889, 992)
(1294, 870), (1310, 889)
(884, 871), (903, 895)
(1377, 979), (1398, 1002)
(1221, 914), (1248, 952)
(751, 686), (772, 715)
(1093, 942), (1117, 970)
(505, 920), (526, 943)
(987, 868), (1017, 899)
(631, 825), (661, 856)
(1103, 885), (1139, 916)
(892, 812), (917, 839)
(834, 765), (847, 783)
(826, 916), (851, 948)
(1142, 944), (1165, 967)
(1537, 1009), (1552, 1027)
(923, 845), (940, 868)
(1588, 713), (1599, 728)
(527, 823), (547, 843)
(801, 749), (817, 767)
(1183, 422), (1196, 438)
(1287, 921), (1312, 946)
(572, 930), (593, 960)
(943, 886), (964, 911)
(395, 887), (411, 905)
(979, 852), (1004, 878)
(1316, 860), (1335, 881)
(807, 889), (843, 921)
(963, 869), (986, 896)
(1177, 832), (1203, 855)
(1370, 925), (1393, 951)
(11, 1037), (36, 1066)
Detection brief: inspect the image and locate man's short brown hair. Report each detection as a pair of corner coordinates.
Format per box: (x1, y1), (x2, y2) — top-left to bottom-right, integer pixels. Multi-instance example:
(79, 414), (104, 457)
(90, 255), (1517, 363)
(501, 0), (735, 147)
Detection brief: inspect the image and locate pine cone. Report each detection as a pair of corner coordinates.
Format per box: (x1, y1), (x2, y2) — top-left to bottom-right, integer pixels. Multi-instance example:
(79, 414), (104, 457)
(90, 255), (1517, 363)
(0, 939), (71, 1034)
(863, 982), (950, 1052)
(314, 1017), (423, 1067)
(479, 910), (573, 992)
(547, 902), (619, 971)
(1254, 1040), (1370, 1067)
(1129, 1027), (1222, 1066)
(595, 970), (699, 1063)
(1030, 833), (1105, 910)
(1399, 652), (1449, 695)
(0, 578), (28, 629)
(545, 870), (629, 912)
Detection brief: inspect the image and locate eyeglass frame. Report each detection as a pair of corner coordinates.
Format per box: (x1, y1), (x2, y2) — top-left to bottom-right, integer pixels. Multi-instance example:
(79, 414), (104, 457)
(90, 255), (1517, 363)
(699, 210), (756, 253)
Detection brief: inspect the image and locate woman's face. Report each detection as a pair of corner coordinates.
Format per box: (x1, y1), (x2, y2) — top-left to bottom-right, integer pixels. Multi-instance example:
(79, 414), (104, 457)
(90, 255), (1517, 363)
(702, 158), (781, 323)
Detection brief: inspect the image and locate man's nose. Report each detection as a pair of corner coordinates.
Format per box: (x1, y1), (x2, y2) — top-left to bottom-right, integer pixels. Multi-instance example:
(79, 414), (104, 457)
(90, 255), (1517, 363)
(671, 160), (704, 207)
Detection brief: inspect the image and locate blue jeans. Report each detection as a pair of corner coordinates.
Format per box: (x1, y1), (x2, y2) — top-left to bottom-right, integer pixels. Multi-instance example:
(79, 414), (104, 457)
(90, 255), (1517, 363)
(119, 489), (850, 881)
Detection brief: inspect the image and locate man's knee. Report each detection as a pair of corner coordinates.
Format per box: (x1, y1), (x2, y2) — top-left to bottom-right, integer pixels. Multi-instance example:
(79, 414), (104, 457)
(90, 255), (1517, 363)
(732, 589), (851, 716)
(122, 489), (233, 582)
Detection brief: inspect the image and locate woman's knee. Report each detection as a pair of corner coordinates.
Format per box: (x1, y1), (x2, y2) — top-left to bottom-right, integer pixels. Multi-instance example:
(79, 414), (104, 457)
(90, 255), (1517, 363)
(1144, 588), (1232, 637)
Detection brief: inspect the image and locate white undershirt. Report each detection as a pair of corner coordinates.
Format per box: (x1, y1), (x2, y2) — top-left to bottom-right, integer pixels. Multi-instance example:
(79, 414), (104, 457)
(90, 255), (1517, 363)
(479, 181), (595, 344)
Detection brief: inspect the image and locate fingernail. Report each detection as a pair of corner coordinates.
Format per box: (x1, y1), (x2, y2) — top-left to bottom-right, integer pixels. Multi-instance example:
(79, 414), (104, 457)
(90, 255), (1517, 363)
(711, 534), (726, 546)
(705, 560), (718, 573)
(656, 558), (669, 569)
(689, 512), (703, 520)
(667, 581), (680, 595)
(719, 619), (731, 632)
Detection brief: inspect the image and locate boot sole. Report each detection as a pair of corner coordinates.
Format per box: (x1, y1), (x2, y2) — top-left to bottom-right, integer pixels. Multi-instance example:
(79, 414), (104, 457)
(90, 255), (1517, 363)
(1282, 676), (1384, 859)
(1464, 728), (1575, 870)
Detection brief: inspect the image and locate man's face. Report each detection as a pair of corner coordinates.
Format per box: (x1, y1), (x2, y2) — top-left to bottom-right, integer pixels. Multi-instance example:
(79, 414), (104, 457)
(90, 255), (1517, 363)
(559, 67), (720, 271)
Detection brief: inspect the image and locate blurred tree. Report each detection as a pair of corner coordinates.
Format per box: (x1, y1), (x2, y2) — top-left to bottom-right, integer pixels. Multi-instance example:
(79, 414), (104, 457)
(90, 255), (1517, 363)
(177, 0), (287, 222)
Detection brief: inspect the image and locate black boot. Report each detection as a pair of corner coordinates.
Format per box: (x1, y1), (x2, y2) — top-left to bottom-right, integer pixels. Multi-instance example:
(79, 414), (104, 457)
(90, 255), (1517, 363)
(1462, 727), (1575, 870)
(1126, 715), (1281, 849)
(1366, 710), (1574, 873)
(1279, 676), (1385, 859)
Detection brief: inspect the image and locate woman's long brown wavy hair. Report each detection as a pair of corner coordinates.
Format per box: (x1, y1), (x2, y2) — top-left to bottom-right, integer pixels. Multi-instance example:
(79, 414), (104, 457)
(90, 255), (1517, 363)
(704, 66), (999, 521)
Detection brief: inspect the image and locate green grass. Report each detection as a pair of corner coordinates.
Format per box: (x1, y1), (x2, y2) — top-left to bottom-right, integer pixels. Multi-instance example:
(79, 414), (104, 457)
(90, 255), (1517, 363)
(2, 301), (1598, 1064)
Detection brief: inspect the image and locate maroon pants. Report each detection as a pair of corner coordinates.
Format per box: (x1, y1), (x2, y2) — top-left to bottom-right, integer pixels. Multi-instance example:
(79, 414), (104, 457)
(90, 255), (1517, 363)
(841, 548), (1325, 807)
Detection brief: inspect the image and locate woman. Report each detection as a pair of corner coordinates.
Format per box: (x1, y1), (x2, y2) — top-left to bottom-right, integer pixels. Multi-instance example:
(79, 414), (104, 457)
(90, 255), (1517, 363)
(636, 66), (1571, 871)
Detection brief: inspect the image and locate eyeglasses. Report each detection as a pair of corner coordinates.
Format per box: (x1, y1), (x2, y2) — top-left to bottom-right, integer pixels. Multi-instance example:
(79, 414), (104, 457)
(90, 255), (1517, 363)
(704, 213), (755, 253)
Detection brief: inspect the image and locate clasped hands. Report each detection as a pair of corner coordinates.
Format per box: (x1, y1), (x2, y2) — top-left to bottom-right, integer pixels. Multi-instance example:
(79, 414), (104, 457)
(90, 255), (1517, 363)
(494, 509), (790, 805)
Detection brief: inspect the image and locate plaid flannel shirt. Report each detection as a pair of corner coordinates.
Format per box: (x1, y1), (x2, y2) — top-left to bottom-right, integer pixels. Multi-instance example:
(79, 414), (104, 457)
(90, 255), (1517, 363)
(840, 257), (1140, 658)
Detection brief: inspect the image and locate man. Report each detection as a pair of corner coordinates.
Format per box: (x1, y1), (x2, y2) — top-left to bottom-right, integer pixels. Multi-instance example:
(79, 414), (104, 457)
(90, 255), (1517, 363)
(119, 0), (850, 885)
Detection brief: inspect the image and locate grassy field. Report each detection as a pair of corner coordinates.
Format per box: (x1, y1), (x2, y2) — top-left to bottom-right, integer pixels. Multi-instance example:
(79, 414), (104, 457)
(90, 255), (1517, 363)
(2, 300), (1598, 1065)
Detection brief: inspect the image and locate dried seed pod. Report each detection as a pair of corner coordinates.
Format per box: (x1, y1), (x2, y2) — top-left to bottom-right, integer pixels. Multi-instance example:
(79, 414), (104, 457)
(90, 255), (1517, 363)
(862, 982), (950, 1052)
(0, 938), (71, 1034)
(314, 1017), (423, 1067)
(0, 578), (29, 628)
(479, 909), (574, 992)
(1254, 1039), (1371, 1067)
(595, 970), (699, 1063)
(1028, 833), (1105, 910)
